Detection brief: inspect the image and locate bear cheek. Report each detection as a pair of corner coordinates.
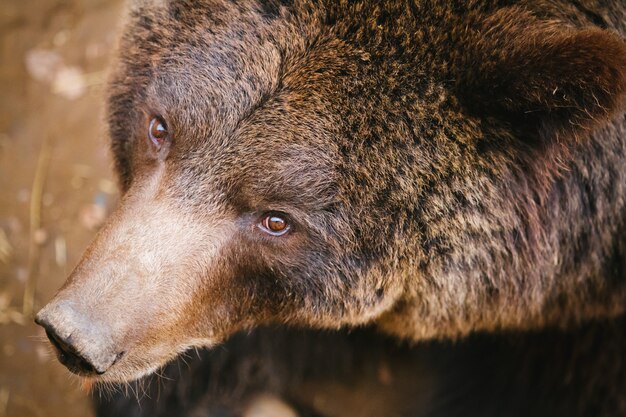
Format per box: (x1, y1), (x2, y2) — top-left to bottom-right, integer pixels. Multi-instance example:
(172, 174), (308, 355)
(213, 236), (352, 330)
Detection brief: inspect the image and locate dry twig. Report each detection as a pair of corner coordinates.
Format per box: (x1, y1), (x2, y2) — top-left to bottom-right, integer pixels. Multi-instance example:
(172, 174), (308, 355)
(23, 138), (52, 317)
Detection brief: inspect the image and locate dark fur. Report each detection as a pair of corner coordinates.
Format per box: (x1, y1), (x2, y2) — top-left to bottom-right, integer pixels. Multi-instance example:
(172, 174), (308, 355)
(90, 0), (626, 414)
(96, 318), (626, 417)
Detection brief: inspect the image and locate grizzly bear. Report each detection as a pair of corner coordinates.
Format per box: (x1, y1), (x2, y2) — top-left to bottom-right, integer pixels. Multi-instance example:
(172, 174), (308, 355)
(36, 0), (626, 415)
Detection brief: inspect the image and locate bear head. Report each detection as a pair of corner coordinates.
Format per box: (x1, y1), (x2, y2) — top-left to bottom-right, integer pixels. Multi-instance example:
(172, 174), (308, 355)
(36, 0), (626, 382)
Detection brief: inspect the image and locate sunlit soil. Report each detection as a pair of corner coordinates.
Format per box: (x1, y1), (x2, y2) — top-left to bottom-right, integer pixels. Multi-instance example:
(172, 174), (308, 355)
(0, 1), (123, 416)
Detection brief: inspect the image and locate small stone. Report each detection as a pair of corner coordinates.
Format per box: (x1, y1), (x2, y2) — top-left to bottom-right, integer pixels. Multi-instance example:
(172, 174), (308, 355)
(24, 49), (63, 83)
(33, 228), (48, 246)
(52, 66), (87, 100)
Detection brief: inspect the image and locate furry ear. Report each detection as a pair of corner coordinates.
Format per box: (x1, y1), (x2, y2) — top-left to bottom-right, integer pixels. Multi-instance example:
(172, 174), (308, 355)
(455, 7), (626, 142)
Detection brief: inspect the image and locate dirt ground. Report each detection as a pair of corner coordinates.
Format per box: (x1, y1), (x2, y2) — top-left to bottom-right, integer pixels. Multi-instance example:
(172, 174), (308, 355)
(0, 1), (125, 416)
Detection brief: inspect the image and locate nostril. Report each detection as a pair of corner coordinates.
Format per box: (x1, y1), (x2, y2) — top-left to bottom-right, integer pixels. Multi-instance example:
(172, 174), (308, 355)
(41, 326), (101, 376)
(35, 308), (119, 376)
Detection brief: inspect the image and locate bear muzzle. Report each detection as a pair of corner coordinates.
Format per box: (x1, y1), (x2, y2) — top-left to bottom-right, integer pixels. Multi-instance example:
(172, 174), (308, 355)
(35, 300), (123, 376)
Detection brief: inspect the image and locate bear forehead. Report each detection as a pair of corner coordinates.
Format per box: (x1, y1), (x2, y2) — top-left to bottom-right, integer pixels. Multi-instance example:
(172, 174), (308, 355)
(126, 1), (357, 145)
(120, 1), (358, 191)
(115, 0), (441, 209)
(131, 3), (285, 130)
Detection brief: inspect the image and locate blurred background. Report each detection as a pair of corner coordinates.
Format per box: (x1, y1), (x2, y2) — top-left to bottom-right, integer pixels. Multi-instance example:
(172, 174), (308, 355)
(0, 1), (125, 415)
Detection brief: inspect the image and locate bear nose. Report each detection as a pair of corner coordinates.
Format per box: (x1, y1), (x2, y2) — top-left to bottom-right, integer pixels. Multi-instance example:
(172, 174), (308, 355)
(36, 318), (102, 375)
(35, 301), (121, 376)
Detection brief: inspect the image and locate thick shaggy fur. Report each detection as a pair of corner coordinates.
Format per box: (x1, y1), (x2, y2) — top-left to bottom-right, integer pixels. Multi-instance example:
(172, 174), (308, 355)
(39, 0), (626, 415)
(104, 0), (626, 343)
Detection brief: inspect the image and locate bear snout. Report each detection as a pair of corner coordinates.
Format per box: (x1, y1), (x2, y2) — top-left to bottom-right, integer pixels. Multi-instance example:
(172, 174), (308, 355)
(35, 301), (122, 376)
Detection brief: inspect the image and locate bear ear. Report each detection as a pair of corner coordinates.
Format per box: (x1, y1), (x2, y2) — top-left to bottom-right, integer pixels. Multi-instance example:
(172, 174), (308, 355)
(455, 7), (626, 143)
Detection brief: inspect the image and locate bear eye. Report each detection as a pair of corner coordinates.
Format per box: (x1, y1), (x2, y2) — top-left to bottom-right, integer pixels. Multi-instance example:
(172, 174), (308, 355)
(148, 116), (169, 147)
(259, 213), (291, 236)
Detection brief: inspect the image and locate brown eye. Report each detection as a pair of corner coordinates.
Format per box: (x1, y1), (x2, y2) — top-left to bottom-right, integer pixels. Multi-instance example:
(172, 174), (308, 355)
(148, 117), (168, 146)
(259, 213), (291, 236)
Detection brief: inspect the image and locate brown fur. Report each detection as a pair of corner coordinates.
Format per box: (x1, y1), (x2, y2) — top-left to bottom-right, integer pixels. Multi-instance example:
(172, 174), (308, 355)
(456, 6), (626, 142)
(37, 0), (626, 385)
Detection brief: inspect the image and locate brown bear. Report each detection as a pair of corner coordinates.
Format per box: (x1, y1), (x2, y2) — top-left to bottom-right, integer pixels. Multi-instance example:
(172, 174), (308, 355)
(35, 0), (626, 415)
